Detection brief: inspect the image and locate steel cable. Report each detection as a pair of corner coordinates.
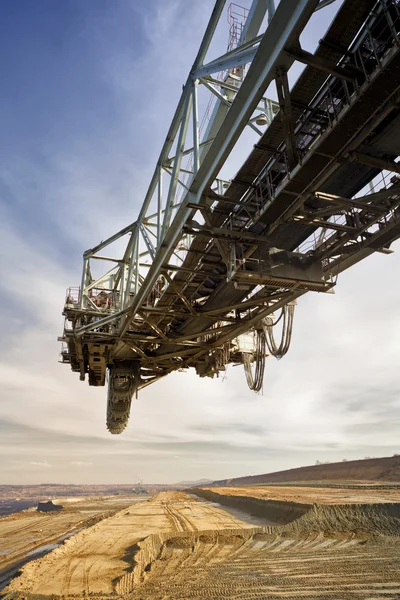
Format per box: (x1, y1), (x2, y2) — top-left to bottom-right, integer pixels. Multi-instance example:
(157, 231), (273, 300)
(262, 302), (295, 359)
(242, 328), (266, 392)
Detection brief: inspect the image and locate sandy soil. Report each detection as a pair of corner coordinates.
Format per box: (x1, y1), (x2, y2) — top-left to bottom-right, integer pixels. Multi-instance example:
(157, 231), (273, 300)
(202, 484), (400, 504)
(0, 495), (141, 588)
(4, 490), (400, 599)
(127, 529), (400, 599)
(5, 492), (253, 596)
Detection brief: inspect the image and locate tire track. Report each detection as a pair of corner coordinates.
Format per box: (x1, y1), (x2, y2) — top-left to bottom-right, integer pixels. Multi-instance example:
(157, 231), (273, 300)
(130, 531), (400, 599)
(7, 491), (400, 599)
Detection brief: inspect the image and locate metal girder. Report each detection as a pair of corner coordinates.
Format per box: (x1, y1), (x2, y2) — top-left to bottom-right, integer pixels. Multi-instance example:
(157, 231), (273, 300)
(190, 0), (320, 196)
(275, 67), (299, 171)
(163, 272), (196, 315)
(119, 0), (227, 249)
(182, 224), (270, 244)
(164, 139), (213, 168)
(75, 305), (131, 336)
(285, 46), (359, 81)
(60, 0), (400, 415)
(328, 210), (400, 273)
(241, 0), (269, 41)
(316, 194), (400, 262)
(359, 186), (400, 203)
(139, 313), (168, 341)
(200, 293), (285, 316)
(84, 222), (136, 259)
(91, 255), (122, 263)
(140, 224), (156, 260)
(162, 264), (225, 277)
(200, 78), (263, 136)
(201, 209), (231, 265)
(292, 214), (359, 233)
(84, 265), (118, 292)
(184, 291), (303, 361)
(314, 191), (390, 214)
(246, 29), (400, 241)
(350, 152), (400, 175)
(160, 92), (193, 241)
(200, 76), (244, 94)
(117, 0), (321, 340)
(315, 0), (336, 10)
(193, 41), (261, 79)
(180, 210), (400, 369)
(206, 193), (257, 208)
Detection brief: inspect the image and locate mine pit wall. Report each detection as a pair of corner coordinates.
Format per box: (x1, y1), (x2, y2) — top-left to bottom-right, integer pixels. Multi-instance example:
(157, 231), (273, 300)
(191, 489), (400, 535)
(280, 502), (400, 537)
(191, 488), (310, 524)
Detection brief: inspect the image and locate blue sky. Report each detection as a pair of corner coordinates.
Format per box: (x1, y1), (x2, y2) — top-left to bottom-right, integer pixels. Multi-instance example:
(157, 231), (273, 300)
(0, 0), (399, 485)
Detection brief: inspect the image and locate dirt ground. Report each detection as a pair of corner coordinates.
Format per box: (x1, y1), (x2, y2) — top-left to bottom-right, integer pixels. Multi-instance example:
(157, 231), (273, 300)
(127, 529), (400, 599)
(4, 492), (253, 597)
(0, 495), (143, 589)
(4, 490), (400, 599)
(201, 484), (400, 505)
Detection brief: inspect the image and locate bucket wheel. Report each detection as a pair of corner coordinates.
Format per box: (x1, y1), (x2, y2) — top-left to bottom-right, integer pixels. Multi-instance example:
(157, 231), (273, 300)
(106, 361), (141, 434)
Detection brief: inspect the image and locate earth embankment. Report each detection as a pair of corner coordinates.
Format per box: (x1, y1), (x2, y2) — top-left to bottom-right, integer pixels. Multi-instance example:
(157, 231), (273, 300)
(193, 487), (400, 534)
(192, 487), (309, 524)
(209, 454), (400, 486)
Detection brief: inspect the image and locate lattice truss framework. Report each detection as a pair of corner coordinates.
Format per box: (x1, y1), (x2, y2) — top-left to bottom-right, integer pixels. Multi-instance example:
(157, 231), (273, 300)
(60, 0), (400, 431)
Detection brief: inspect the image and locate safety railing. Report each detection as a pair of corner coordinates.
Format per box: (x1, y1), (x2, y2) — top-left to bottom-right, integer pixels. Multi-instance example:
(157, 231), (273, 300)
(65, 287), (80, 306)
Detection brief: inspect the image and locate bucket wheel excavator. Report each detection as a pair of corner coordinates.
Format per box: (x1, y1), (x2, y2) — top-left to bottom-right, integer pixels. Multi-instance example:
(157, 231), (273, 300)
(59, 0), (400, 432)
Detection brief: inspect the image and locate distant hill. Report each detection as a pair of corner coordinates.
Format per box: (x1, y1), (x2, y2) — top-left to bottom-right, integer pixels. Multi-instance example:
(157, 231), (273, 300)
(0, 483), (177, 502)
(176, 479), (213, 487)
(207, 455), (400, 487)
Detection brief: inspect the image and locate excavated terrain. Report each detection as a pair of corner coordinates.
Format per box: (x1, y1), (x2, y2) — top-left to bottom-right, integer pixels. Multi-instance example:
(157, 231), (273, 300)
(194, 483), (400, 506)
(3, 490), (400, 599)
(3, 492), (253, 597)
(0, 495), (145, 591)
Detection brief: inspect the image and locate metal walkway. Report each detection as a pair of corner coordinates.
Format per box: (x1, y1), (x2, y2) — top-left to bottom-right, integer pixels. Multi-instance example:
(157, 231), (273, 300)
(60, 0), (400, 432)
